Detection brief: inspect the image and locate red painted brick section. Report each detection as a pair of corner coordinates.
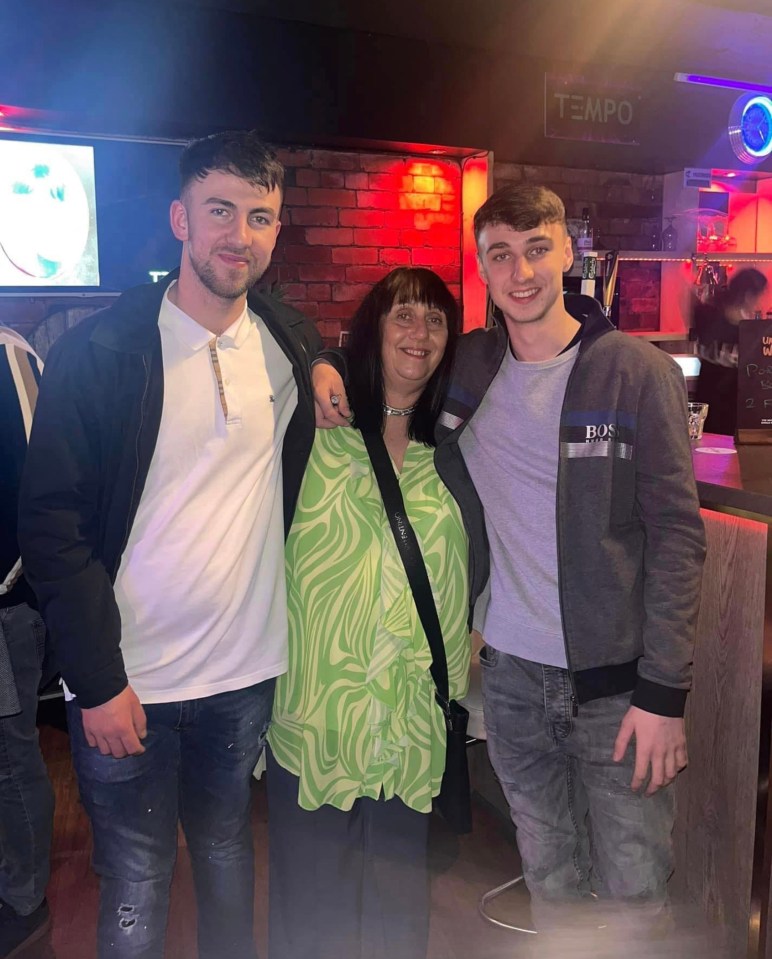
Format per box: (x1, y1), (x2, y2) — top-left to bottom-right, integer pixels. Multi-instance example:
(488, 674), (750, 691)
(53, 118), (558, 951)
(356, 191), (401, 210)
(295, 170), (320, 188)
(318, 302), (354, 319)
(369, 173), (413, 192)
(283, 187), (307, 206)
(320, 172), (346, 188)
(382, 211), (419, 230)
(307, 283), (332, 301)
(298, 264), (347, 282)
(308, 189), (357, 208)
(284, 245), (332, 264)
(276, 149), (312, 167)
(282, 283), (308, 300)
(345, 265), (390, 283)
(379, 248), (412, 266)
(344, 173), (369, 190)
(411, 248), (458, 267)
(285, 300), (320, 319)
(401, 227), (458, 248)
(412, 176), (435, 193)
(270, 149), (463, 345)
(311, 151), (359, 170)
(305, 228), (354, 246)
(339, 210), (385, 228)
(288, 208), (339, 227)
(332, 247), (379, 265)
(360, 156), (408, 173)
(399, 194), (442, 212)
(354, 229), (401, 247)
(333, 283), (372, 302)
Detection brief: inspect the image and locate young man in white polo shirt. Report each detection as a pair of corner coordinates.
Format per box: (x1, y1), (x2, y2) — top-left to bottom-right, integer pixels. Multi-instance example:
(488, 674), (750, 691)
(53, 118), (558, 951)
(19, 131), (320, 959)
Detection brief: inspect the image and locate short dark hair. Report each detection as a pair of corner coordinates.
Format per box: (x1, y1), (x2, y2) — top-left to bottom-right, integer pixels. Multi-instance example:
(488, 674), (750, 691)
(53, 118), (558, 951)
(474, 183), (566, 241)
(179, 130), (284, 197)
(347, 268), (460, 446)
(725, 267), (768, 307)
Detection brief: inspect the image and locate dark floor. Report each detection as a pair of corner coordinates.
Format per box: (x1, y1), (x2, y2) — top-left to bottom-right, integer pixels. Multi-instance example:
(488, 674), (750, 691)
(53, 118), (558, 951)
(26, 708), (727, 959)
(27, 717), (535, 959)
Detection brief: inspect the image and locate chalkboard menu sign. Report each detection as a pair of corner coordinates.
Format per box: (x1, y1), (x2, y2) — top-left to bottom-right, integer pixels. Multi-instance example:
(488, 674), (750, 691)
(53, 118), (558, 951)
(737, 318), (772, 444)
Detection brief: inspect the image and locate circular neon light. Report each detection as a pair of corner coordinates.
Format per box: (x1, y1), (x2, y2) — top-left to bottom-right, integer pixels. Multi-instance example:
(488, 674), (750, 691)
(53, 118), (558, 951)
(729, 95), (772, 164)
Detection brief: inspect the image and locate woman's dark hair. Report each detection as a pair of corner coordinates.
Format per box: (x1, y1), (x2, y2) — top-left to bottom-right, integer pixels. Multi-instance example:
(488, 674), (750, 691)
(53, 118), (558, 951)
(346, 268), (460, 446)
(724, 267), (768, 307)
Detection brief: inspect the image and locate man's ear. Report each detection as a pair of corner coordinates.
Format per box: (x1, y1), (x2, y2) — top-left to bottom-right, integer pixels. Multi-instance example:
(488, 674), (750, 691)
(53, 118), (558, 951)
(170, 199), (188, 242)
(563, 233), (574, 273)
(476, 254), (488, 285)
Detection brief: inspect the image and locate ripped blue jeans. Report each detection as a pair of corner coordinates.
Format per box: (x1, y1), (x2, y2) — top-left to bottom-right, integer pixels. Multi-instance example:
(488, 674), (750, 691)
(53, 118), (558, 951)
(66, 679), (275, 959)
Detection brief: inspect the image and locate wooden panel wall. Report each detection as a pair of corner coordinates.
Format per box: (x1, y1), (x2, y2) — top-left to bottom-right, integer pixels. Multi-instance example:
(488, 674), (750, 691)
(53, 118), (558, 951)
(673, 508), (768, 957)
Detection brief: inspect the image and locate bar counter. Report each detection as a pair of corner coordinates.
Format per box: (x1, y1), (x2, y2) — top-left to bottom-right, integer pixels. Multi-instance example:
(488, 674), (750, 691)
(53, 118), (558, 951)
(673, 433), (772, 958)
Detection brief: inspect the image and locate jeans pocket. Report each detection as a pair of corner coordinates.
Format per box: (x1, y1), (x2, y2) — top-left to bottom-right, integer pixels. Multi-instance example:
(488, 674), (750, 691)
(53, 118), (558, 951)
(478, 644), (499, 669)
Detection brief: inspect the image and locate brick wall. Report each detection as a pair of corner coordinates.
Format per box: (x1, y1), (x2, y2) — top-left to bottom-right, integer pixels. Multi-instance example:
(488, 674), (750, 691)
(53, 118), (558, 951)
(3, 150), (671, 344)
(493, 161), (665, 331)
(266, 149), (462, 345)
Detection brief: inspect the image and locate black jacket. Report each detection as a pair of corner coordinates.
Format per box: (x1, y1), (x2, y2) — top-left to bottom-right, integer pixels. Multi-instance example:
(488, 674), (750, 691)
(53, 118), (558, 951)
(19, 273), (320, 707)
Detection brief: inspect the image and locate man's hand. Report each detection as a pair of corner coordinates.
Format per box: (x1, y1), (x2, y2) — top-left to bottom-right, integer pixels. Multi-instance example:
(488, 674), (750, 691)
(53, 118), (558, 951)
(312, 360), (352, 428)
(613, 705), (687, 796)
(81, 685), (148, 759)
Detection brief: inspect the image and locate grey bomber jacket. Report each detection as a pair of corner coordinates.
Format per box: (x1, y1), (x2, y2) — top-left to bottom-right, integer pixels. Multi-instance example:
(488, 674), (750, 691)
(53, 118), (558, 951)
(434, 295), (707, 718)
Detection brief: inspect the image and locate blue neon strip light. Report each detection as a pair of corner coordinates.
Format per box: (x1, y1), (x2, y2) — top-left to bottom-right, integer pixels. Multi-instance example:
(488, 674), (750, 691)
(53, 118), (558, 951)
(674, 73), (772, 96)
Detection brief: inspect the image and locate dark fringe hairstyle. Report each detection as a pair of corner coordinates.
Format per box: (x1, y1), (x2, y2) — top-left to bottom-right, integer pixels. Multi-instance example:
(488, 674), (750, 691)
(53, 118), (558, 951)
(724, 267), (768, 306)
(179, 130), (284, 197)
(474, 183), (566, 240)
(347, 268), (460, 446)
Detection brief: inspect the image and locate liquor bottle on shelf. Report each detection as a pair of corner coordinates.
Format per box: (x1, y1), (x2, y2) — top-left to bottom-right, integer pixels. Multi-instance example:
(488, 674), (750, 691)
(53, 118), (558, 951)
(662, 217), (678, 251)
(577, 208), (594, 251)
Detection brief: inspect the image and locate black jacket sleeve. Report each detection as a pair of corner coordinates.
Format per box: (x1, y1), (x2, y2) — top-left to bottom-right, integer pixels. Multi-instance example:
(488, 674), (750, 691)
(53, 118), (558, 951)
(18, 336), (127, 708)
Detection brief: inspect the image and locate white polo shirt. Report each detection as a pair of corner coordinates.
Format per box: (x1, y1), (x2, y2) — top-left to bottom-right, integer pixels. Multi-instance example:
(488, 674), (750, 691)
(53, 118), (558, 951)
(113, 284), (298, 703)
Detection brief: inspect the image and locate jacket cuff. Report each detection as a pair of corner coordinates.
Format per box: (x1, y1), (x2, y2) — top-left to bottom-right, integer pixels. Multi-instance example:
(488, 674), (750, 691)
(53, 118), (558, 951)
(315, 348), (347, 379)
(630, 678), (688, 717)
(67, 666), (129, 709)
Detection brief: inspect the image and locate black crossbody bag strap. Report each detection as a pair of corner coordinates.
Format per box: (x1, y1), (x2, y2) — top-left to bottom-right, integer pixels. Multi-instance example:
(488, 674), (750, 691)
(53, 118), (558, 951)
(361, 430), (450, 709)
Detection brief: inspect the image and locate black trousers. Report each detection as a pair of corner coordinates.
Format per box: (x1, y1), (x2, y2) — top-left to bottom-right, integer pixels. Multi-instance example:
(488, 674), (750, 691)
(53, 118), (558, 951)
(266, 749), (430, 959)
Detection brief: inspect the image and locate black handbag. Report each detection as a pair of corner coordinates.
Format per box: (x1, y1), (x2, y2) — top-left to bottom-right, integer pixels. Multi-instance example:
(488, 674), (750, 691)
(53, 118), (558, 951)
(362, 430), (472, 835)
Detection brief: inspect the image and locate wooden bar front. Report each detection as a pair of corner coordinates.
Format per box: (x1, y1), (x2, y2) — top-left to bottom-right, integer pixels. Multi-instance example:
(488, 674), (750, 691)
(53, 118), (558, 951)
(673, 434), (772, 958)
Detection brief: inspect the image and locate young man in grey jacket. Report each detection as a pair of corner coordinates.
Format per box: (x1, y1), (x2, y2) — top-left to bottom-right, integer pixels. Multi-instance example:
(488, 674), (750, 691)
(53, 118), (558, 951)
(313, 183), (706, 934)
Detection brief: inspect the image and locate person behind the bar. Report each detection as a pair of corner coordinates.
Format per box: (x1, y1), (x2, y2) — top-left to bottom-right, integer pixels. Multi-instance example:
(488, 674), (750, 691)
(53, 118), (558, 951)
(694, 267), (769, 435)
(18, 130), (320, 959)
(0, 327), (54, 959)
(267, 268), (485, 959)
(312, 184), (706, 940)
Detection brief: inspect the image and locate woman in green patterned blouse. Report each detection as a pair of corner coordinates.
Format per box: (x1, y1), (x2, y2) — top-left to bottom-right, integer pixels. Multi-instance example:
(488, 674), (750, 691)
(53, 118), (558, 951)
(267, 268), (470, 959)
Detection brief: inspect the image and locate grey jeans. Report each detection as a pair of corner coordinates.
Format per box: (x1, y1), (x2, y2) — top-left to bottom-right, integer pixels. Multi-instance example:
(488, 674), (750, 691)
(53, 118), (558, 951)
(0, 602), (54, 915)
(479, 646), (674, 928)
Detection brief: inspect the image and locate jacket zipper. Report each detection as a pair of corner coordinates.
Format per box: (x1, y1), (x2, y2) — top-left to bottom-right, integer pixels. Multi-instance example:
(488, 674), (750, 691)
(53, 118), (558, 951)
(114, 353), (150, 579)
(555, 338), (591, 718)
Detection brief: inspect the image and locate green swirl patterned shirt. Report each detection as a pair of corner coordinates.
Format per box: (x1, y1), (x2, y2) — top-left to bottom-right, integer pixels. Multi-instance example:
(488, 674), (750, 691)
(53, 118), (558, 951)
(269, 427), (470, 813)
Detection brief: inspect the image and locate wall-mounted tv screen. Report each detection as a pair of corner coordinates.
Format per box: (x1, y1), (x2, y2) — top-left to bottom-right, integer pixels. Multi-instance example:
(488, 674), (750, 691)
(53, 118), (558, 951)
(0, 139), (98, 287)
(0, 133), (184, 294)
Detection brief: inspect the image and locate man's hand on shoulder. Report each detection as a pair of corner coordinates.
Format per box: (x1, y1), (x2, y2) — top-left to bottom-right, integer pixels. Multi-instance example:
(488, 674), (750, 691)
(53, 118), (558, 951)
(81, 685), (148, 759)
(312, 360), (352, 428)
(613, 705), (687, 796)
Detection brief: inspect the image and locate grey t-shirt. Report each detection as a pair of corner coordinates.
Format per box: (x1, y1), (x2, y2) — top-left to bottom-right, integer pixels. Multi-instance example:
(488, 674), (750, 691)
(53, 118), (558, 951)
(459, 343), (579, 667)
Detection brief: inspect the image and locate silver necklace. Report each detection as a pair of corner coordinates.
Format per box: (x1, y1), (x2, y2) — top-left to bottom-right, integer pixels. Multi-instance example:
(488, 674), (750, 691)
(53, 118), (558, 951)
(383, 402), (416, 417)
